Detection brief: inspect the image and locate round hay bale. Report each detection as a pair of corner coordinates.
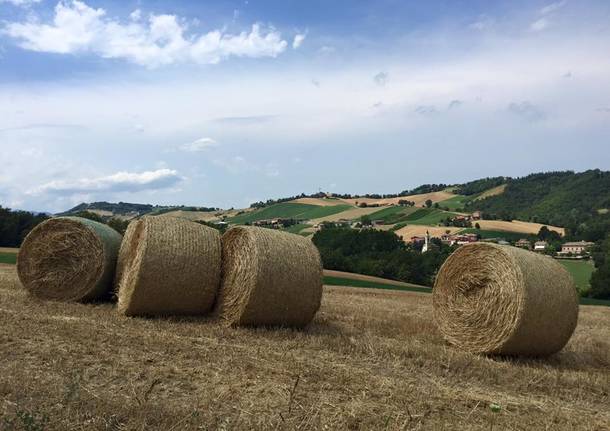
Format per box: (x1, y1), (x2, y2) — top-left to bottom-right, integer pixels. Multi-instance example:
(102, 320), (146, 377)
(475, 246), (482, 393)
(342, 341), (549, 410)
(17, 217), (122, 302)
(433, 242), (579, 356)
(217, 226), (323, 327)
(115, 216), (221, 316)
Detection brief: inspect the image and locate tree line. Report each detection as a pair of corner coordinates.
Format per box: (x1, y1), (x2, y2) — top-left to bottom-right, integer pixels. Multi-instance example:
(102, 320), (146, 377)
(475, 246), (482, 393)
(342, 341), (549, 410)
(0, 206), (49, 247)
(312, 227), (457, 287)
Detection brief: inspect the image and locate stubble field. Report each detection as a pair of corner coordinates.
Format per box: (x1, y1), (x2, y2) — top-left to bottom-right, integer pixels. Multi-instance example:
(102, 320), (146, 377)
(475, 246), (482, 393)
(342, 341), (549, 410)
(0, 264), (608, 430)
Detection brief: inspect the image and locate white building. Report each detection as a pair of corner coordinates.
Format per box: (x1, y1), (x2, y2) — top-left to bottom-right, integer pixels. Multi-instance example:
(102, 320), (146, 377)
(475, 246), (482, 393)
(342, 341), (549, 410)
(534, 241), (548, 252)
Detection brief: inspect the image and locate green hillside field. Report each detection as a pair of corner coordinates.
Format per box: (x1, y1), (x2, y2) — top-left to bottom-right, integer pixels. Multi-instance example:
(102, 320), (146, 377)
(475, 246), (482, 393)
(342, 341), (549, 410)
(558, 259), (595, 294)
(0, 252), (17, 265)
(437, 195), (475, 211)
(228, 203), (352, 224)
(367, 206), (418, 224)
(406, 209), (460, 225)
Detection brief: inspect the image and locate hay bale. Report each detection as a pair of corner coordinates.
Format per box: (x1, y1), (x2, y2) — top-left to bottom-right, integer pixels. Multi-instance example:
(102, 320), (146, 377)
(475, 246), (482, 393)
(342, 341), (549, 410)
(217, 226), (323, 327)
(433, 242), (579, 356)
(115, 216), (221, 316)
(17, 217), (122, 302)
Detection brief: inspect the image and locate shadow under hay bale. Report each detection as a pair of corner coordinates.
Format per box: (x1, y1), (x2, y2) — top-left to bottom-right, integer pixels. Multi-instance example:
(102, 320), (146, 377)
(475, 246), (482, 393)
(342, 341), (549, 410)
(17, 217), (122, 302)
(115, 216), (221, 317)
(433, 242), (579, 357)
(217, 226), (323, 328)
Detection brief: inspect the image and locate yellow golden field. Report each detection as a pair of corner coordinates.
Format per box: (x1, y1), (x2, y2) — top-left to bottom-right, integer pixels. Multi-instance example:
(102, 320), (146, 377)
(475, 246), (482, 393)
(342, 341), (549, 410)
(1, 264), (608, 430)
(339, 191), (456, 207)
(475, 220), (565, 236)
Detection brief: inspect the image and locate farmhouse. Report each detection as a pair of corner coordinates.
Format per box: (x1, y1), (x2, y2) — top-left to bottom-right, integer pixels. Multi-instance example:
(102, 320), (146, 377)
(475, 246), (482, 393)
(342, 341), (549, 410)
(410, 236), (426, 244)
(558, 241), (595, 255)
(515, 239), (531, 249)
(534, 241), (548, 252)
(440, 233), (478, 246)
(471, 211), (482, 220)
(252, 218), (296, 228)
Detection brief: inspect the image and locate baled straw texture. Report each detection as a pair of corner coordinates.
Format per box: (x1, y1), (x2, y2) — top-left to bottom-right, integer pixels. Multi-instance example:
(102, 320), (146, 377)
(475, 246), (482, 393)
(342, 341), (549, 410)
(17, 216), (122, 302)
(217, 226), (323, 327)
(433, 242), (579, 356)
(115, 216), (221, 316)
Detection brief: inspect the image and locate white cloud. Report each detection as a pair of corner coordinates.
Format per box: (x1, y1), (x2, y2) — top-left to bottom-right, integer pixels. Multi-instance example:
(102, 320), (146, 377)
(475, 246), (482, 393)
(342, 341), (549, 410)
(540, 1), (566, 15)
(129, 9), (141, 21)
(180, 137), (218, 152)
(2, 0), (288, 68)
(30, 168), (183, 195)
(292, 33), (306, 49)
(530, 18), (549, 32)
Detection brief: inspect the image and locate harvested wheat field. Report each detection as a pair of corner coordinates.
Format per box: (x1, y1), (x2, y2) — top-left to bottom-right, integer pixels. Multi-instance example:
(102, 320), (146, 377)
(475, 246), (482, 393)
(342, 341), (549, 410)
(475, 220), (565, 236)
(394, 225), (462, 241)
(0, 264), (608, 430)
(339, 191), (456, 207)
(291, 197), (345, 207)
(474, 184), (507, 200)
(309, 206), (380, 223)
(156, 210), (221, 223)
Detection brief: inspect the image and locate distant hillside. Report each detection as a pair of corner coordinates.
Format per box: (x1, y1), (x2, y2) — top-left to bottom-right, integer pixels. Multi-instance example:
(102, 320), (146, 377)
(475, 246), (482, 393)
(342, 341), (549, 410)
(467, 170), (610, 240)
(60, 201), (155, 216)
(59, 202), (219, 218)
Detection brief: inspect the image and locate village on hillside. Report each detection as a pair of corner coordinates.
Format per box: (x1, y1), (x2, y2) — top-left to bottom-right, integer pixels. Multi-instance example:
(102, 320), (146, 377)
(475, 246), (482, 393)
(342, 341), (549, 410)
(126, 186), (595, 261)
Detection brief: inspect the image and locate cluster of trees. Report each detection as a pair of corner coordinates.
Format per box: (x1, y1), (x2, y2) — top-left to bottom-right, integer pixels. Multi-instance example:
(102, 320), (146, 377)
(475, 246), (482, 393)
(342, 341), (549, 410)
(0, 206), (49, 247)
(397, 199), (415, 206)
(467, 170), (610, 240)
(442, 217), (472, 228)
(312, 228), (457, 286)
(590, 234), (610, 299)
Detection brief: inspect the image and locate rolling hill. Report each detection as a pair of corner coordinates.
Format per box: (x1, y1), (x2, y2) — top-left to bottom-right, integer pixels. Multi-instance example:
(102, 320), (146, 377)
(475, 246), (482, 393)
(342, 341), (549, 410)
(52, 170), (607, 243)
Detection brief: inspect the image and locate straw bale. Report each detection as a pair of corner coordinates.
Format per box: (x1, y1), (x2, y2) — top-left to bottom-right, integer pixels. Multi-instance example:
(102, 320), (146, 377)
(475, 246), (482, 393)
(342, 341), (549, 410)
(217, 226), (323, 327)
(17, 217), (122, 301)
(433, 242), (579, 356)
(115, 217), (221, 316)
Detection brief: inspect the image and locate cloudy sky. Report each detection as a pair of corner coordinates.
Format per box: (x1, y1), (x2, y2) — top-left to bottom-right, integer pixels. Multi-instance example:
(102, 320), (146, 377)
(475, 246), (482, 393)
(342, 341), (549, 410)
(1, 0), (609, 212)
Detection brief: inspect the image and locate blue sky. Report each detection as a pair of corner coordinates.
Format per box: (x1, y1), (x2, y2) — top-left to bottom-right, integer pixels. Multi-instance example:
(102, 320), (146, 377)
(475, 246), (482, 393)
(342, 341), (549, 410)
(1, 0), (609, 212)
